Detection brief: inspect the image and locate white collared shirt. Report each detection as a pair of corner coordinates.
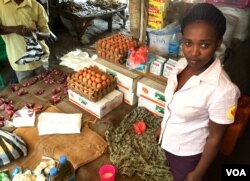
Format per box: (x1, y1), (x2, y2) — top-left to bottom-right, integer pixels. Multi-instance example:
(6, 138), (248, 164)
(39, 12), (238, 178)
(159, 57), (240, 156)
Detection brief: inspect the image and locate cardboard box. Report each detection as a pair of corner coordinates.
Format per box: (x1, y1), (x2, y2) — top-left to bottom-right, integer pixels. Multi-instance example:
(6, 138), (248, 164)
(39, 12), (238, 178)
(149, 0), (170, 11)
(148, 8), (167, 19)
(68, 89), (123, 119)
(149, 0), (169, 3)
(149, 56), (166, 75)
(147, 21), (167, 30)
(162, 58), (178, 78)
(148, 15), (166, 24)
(137, 77), (166, 107)
(93, 58), (142, 93)
(118, 85), (138, 106)
(138, 96), (165, 117)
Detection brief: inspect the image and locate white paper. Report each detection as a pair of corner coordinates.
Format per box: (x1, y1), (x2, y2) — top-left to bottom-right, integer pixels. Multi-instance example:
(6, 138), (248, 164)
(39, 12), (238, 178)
(38, 113), (82, 135)
(12, 106), (36, 127)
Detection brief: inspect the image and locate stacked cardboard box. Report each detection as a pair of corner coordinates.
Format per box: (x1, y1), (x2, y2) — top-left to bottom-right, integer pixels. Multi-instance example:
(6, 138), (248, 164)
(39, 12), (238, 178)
(93, 58), (142, 106)
(147, 0), (170, 30)
(137, 77), (167, 117)
(68, 89), (123, 119)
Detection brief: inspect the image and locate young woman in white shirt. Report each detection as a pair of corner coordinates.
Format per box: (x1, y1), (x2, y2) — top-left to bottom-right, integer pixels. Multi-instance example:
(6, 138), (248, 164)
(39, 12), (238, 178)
(155, 3), (240, 181)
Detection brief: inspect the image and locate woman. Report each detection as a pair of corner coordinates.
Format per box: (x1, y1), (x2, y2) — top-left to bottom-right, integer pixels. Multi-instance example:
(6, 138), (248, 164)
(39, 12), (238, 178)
(156, 3), (240, 181)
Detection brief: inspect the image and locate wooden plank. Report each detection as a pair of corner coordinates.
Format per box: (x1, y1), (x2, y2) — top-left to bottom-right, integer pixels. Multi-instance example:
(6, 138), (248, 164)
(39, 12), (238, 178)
(129, 0), (141, 39)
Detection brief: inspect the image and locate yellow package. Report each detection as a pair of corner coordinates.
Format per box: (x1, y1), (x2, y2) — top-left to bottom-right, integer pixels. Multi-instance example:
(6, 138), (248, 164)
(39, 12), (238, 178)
(148, 7), (167, 19)
(147, 21), (166, 30)
(148, 15), (166, 24)
(149, 0), (170, 11)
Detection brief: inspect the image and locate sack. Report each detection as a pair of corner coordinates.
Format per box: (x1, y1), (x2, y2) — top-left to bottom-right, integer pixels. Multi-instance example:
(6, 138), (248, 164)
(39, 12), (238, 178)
(149, 22), (181, 57)
(0, 130), (27, 166)
(15, 32), (46, 65)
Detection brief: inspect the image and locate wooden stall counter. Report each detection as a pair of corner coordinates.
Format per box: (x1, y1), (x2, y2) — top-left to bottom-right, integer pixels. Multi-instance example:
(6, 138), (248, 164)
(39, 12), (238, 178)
(0, 65), (144, 181)
(56, 3), (127, 41)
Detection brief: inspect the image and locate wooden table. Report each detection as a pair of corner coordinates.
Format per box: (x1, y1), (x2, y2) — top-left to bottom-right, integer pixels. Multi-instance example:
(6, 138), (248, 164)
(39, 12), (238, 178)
(0, 65), (143, 180)
(57, 4), (127, 41)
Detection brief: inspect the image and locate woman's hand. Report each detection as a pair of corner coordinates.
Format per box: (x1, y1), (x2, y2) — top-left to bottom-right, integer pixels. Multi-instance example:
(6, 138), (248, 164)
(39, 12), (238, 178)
(185, 170), (203, 181)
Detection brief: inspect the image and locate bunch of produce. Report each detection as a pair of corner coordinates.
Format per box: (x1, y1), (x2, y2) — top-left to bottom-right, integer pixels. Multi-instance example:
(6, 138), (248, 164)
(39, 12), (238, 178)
(57, 1), (84, 13)
(57, 1), (125, 15)
(86, 0), (123, 9)
(96, 33), (138, 64)
(67, 66), (117, 102)
(0, 97), (44, 127)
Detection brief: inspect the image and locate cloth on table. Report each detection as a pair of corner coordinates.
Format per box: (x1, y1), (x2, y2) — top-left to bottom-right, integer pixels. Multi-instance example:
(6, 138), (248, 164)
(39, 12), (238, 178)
(105, 107), (173, 181)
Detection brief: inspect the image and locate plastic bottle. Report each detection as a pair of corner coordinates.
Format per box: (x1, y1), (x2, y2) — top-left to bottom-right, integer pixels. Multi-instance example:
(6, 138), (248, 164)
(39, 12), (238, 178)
(168, 30), (180, 58)
(10, 166), (20, 178)
(57, 155), (76, 181)
(49, 167), (58, 181)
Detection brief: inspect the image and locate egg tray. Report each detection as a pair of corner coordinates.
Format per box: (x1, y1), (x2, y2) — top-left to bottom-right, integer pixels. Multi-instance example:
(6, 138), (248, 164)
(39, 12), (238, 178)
(95, 33), (138, 64)
(96, 50), (126, 64)
(67, 75), (117, 102)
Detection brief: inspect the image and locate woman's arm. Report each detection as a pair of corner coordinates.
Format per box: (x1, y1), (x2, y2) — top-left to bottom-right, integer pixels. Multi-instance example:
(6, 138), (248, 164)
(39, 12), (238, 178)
(185, 120), (228, 181)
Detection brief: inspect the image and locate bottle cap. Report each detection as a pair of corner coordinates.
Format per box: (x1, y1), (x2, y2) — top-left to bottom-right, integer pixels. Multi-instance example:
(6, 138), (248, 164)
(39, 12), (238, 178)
(50, 167), (58, 176)
(10, 167), (20, 178)
(59, 155), (67, 164)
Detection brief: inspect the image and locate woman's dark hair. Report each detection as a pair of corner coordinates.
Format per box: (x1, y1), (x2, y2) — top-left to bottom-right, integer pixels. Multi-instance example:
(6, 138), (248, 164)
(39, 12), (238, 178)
(181, 3), (226, 39)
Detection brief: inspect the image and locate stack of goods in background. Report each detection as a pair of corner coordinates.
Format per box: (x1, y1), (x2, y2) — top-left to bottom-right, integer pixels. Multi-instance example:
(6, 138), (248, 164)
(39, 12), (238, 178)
(147, 0), (170, 30)
(96, 33), (138, 64)
(67, 66), (123, 119)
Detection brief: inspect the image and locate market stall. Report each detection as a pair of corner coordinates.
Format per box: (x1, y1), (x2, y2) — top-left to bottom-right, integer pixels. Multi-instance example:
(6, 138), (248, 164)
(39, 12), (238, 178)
(1, 0), (250, 180)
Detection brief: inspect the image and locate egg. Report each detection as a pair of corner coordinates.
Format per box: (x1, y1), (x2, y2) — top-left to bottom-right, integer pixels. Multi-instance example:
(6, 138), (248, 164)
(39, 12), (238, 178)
(101, 75), (107, 81)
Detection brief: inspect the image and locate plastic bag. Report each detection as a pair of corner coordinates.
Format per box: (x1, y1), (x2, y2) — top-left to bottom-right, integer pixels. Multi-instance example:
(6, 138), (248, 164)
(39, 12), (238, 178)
(0, 130), (27, 166)
(46, 31), (58, 44)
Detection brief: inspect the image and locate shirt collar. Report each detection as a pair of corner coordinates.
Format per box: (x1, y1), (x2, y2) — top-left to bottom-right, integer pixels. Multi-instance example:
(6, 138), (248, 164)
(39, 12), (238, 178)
(172, 57), (222, 86)
(199, 58), (222, 86)
(4, 0), (32, 7)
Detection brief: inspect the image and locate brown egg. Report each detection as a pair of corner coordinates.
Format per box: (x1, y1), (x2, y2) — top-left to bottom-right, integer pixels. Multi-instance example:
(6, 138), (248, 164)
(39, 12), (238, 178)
(95, 73), (101, 78)
(87, 79), (92, 85)
(95, 77), (101, 83)
(86, 73), (91, 80)
(82, 77), (87, 83)
(96, 83), (102, 89)
(102, 80), (107, 88)
(101, 74), (107, 81)
(92, 81), (97, 88)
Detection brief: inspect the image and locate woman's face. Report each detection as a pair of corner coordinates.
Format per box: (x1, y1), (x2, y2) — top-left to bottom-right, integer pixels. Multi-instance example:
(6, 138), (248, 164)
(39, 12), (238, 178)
(182, 21), (222, 72)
